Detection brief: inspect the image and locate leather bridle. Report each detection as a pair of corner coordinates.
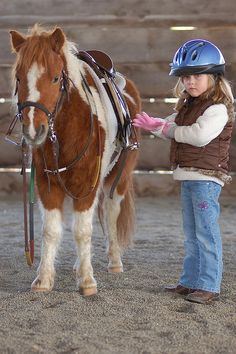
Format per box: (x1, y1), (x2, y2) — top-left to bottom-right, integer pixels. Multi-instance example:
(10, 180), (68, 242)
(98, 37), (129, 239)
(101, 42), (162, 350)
(17, 70), (69, 143)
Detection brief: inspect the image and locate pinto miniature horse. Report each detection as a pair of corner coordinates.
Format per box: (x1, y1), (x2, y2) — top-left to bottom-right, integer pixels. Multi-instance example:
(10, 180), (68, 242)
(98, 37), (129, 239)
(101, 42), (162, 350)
(10, 25), (141, 295)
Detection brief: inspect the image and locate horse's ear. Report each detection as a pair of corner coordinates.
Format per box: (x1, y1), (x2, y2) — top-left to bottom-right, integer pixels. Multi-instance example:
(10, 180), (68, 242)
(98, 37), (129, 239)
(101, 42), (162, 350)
(50, 27), (65, 53)
(10, 30), (26, 52)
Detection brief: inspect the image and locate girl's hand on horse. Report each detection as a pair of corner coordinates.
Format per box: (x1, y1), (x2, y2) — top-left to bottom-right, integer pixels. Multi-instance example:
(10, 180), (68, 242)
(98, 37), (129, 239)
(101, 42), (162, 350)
(133, 112), (165, 131)
(133, 112), (177, 138)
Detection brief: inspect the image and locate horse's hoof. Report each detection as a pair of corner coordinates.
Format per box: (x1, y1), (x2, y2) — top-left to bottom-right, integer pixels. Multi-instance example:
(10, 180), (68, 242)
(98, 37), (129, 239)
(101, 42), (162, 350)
(108, 266), (123, 273)
(79, 287), (97, 296)
(31, 286), (51, 292)
(31, 277), (53, 292)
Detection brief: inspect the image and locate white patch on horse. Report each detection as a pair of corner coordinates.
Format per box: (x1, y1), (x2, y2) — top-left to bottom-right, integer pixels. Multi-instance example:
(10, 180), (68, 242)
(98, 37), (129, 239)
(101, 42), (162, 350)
(114, 72), (126, 91)
(123, 91), (136, 105)
(27, 63), (44, 139)
(63, 42), (88, 103)
(104, 189), (124, 270)
(31, 208), (63, 291)
(73, 206), (97, 290)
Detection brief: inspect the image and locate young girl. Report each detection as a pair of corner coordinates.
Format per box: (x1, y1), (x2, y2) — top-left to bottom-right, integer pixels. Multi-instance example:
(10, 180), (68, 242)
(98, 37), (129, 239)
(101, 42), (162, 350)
(133, 39), (235, 304)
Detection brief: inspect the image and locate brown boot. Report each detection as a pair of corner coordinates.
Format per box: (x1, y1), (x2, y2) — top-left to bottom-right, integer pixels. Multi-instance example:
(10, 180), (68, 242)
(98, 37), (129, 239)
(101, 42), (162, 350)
(164, 284), (195, 295)
(185, 290), (220, 304)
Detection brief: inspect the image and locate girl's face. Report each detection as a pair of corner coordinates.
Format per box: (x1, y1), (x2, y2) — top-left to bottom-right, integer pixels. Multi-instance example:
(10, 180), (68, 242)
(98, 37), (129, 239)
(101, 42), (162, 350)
(182, 74), (209, 97)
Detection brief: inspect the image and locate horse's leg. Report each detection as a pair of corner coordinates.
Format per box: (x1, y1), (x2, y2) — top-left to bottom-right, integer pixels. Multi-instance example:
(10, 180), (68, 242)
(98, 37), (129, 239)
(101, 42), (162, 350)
(31, 188), (64, 292)
(31, 208), (63, 291)
(73, 203), (97, 296)
(103, 153), (137, 273)
(103, 189), (124, 273)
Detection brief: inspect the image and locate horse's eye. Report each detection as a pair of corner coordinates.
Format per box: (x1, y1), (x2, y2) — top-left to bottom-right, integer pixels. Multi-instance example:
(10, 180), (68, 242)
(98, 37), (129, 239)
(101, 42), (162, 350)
(52, 76), (60, 84)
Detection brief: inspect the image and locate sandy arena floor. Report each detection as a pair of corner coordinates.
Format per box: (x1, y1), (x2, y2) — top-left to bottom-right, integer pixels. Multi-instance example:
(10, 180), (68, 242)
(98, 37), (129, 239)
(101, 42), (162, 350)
(0, 194), (236, 354)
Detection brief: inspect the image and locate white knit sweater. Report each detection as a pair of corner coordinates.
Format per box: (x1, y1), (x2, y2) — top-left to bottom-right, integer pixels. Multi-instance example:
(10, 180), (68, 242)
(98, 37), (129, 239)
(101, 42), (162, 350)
(152, 104), (229, 186)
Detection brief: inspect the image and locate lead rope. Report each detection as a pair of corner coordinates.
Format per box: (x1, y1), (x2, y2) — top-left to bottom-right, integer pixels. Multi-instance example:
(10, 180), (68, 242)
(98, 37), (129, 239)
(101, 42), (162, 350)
(29, 161), (35, 264)
(22, 140), (34, 266)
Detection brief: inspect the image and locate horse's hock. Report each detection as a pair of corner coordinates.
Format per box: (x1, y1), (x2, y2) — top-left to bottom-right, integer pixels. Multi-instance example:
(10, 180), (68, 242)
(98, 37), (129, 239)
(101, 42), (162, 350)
(0, 0), (236, 196)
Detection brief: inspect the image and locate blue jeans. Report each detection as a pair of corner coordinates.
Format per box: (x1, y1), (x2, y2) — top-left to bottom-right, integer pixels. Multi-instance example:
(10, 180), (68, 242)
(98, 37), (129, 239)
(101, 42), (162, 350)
(179, 181), (222, 293)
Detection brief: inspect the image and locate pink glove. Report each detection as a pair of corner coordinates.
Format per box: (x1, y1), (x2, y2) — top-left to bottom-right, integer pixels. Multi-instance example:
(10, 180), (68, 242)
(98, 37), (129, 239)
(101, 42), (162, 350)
(133, 112), (165, 131)
(133, 112), (176, 138)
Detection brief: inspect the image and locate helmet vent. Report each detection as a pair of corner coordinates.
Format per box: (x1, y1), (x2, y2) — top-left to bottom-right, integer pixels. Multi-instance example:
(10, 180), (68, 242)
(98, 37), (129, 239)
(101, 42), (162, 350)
(191, 50), (198, 61)
(182, 50), (187, 62)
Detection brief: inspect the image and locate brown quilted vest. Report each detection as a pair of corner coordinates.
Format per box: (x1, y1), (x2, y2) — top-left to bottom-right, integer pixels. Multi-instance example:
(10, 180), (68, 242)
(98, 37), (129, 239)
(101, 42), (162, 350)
(170, 97), (233, 175)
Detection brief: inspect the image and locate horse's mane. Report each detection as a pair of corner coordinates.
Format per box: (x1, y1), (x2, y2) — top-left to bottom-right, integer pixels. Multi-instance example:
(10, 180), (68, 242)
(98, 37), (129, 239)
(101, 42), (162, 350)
(13, 24), (65, 73)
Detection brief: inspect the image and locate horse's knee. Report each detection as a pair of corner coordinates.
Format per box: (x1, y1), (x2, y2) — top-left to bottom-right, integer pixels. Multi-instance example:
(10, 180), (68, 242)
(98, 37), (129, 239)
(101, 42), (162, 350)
(43, 209), (63, 240)
(73, 210), (93, 243)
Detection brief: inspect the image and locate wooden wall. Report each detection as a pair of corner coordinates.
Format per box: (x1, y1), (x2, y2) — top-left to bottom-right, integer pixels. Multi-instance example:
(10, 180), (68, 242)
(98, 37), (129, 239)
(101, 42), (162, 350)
(0, 0), (236, 173)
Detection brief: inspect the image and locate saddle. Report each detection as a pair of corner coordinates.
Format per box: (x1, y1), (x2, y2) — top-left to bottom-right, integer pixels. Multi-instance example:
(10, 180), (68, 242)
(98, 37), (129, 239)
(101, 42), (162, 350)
(77, 50), (139, 150)
(78, 50), (115, 78)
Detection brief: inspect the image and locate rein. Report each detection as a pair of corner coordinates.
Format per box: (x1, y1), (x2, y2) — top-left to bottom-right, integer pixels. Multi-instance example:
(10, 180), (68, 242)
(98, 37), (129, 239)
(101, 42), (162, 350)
(41, 71), (102, 200)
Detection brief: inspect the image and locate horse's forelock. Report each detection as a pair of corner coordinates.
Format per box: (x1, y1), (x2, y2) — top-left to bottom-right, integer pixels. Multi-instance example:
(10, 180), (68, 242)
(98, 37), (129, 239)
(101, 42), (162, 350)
(14, 26), (66, 74)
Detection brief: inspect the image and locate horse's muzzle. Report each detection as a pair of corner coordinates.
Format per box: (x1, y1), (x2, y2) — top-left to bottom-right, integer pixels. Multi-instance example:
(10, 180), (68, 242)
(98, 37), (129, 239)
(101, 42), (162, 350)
(23, 123), (48, 146)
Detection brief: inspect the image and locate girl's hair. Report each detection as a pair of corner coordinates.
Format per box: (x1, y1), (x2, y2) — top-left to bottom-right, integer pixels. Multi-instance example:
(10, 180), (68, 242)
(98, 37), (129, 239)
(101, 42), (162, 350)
(173, 75), (235, 122)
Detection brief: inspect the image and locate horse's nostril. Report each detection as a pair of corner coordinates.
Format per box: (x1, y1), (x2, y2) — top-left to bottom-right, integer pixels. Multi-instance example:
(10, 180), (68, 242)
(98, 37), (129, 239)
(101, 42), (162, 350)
(38, 124), (45, 135)
(37, 124), (46, 137)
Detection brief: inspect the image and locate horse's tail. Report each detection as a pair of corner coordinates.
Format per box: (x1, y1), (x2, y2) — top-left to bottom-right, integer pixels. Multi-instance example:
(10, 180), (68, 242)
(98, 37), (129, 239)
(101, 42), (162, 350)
(117, 176), (135, 249)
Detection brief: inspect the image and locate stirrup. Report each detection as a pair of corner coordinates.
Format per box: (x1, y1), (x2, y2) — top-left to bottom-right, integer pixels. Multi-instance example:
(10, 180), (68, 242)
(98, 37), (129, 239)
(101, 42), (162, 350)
(127, 142), (140, 150)
(120, 134), (140, 150)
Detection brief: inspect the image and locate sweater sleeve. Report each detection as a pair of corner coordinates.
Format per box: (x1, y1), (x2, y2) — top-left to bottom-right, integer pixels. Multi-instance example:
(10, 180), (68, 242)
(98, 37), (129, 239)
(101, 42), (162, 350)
(151, 112), (177, 139)
(174, 104), (228, 147)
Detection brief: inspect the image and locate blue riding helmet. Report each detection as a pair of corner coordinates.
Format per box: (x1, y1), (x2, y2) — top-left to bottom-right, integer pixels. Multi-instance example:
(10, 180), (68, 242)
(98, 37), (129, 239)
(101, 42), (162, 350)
(169, 39), (225, 76)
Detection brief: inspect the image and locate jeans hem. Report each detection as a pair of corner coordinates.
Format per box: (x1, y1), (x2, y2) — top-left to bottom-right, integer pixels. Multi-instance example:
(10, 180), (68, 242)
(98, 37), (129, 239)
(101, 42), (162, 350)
(195, 286), (221, 293)
(179, 282), (220, 293)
